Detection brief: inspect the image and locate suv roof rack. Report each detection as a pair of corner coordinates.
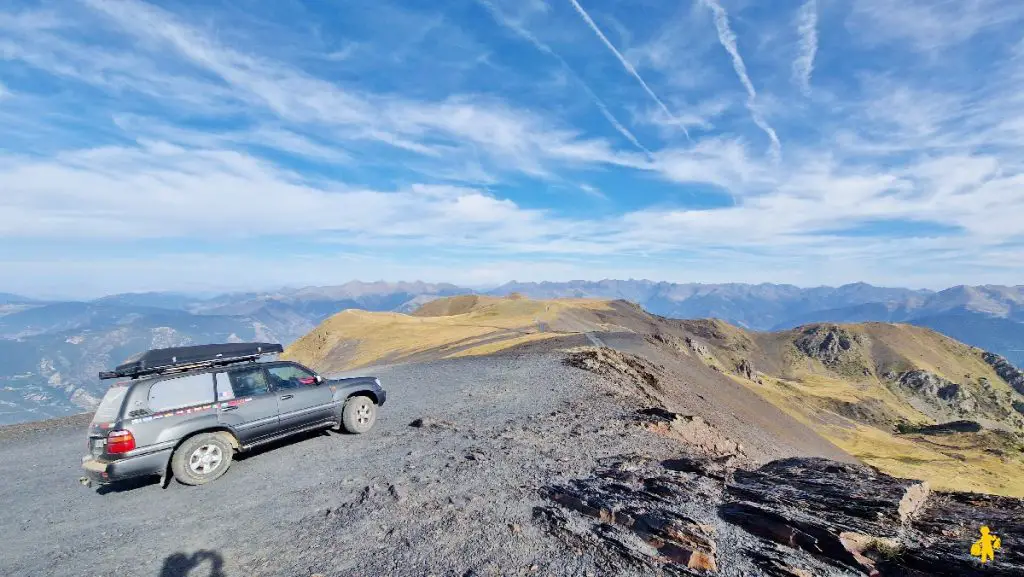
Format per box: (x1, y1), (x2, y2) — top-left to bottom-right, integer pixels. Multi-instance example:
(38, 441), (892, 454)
(99, 342), (284, 380)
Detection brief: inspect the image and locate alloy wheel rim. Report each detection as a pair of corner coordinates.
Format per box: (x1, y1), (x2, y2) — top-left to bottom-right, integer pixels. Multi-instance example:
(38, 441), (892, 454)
(189, 444), (223, 475)
(356, 403), (372, 425)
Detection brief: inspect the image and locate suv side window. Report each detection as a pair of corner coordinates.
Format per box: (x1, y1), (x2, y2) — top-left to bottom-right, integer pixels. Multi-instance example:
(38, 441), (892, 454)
(266, 364), (317, 390)
(148, 373), (215, 412)
(229, 367), (270, 397)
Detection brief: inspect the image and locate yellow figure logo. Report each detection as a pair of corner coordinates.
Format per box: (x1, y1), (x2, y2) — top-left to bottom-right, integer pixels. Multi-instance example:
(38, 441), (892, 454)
(971, 526), (1001, 564)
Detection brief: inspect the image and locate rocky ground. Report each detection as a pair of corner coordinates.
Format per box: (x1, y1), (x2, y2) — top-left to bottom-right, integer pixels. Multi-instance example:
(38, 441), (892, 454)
(0, 336), (1020, 576)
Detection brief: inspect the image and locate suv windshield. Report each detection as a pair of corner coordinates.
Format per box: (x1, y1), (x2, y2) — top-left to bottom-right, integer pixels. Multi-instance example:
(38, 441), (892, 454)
(91, 385), (129, 424)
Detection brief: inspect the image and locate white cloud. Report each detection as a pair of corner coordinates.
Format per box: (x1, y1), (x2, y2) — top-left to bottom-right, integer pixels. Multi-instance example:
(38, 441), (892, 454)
(849, 0), (1024, 53)
(793, 0), (817, 95)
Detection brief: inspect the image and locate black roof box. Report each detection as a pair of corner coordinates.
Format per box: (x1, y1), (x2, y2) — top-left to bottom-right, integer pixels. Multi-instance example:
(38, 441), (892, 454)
(99, 342), (284, 380)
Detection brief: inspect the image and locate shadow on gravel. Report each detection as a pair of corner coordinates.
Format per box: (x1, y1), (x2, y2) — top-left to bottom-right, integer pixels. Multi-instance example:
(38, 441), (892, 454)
(159, 550), (226, 577)
(91, 430), (334, 494)
(95, 475), (161, 495)
(234, 428), (333, 462)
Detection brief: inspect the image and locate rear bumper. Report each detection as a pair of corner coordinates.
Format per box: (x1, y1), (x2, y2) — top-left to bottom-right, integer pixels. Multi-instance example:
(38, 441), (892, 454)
(377, 388), (387, 405)
(81, 448), (172, 485)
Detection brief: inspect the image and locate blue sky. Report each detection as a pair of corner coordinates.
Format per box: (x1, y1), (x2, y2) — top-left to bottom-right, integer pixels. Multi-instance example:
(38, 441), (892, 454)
(1, 0), (1023, 297)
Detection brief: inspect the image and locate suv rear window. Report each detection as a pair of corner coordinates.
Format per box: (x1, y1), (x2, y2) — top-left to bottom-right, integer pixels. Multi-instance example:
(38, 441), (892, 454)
(92, 385), (129, 424)
(148, 373), (215, 412)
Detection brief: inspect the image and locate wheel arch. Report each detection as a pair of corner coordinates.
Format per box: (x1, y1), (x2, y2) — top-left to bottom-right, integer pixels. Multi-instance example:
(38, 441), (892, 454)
(345, 389), (379, 405)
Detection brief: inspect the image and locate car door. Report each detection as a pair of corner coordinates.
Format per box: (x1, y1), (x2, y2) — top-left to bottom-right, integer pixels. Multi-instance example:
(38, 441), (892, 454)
(266, 363), (334, 431)
(216, 367), (280, 443)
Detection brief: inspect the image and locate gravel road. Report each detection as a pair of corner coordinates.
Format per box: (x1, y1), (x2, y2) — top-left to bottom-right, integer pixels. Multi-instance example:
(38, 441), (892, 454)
(0, 337), (849, 577)
(0, 342), (674, 577)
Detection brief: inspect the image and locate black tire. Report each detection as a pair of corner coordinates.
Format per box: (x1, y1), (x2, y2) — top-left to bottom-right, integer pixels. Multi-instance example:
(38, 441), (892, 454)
(170, 432), (234, 486)
(341, 395), (377, 434)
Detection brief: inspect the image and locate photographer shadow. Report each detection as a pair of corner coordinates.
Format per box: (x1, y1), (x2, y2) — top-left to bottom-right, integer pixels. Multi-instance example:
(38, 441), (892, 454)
(159, 550), (226, 577)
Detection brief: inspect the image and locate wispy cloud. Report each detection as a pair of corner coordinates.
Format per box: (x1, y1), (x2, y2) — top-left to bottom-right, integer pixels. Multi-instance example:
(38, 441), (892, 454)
(4, 0), (1024, 292)
(567, 0), (690, 140)
(699, 0), (782, 158)
(578, 183), (607, 199)
(849, 0), (1024, 54)
(793, 0), (817, 95)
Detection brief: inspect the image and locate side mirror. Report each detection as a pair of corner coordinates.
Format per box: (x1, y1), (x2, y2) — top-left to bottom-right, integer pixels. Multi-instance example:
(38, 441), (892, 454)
(315, 374), (324, 384)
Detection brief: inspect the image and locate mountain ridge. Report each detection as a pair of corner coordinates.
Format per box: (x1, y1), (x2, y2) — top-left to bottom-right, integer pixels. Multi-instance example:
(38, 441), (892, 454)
(285, 294), (1024, 496)
(1, 279), (1021, 425)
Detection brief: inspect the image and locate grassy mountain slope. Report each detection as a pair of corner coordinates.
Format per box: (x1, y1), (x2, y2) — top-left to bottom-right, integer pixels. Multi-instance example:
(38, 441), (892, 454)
(284, 295), (650, 373)
(674, 319), (1024, 495)
(287, 295), (1024, 496)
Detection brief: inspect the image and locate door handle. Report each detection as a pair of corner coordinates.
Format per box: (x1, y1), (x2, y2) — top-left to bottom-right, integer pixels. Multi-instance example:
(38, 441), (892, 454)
(280, 394), (294, 400)
(220, 406), (238, 412)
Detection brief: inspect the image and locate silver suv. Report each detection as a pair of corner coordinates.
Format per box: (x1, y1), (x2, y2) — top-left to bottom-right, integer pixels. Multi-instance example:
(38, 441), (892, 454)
(80, 343), (386, 487)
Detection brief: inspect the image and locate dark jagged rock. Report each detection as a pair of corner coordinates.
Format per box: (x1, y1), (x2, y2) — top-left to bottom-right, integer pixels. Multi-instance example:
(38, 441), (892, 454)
(725, 459), (925, 534)
(888, 490), (1024, 576)
(541, 455), (1024, 576)
(538, 458), (721, 574)
(723, 458), (1024, 576)
(794, 325), (860, 367)
(985, 352), (1024, 396)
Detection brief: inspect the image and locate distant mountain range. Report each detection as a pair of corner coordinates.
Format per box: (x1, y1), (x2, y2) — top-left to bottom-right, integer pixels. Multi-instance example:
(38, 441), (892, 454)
(0, 279), (1020, 425)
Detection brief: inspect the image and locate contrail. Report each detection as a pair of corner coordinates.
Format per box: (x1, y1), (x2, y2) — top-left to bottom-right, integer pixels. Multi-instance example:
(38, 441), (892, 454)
(700, 0), (781, 158)
(793, 0), (818, 95)
(567, 0), (690, 140)
(476, 0), (651, 152)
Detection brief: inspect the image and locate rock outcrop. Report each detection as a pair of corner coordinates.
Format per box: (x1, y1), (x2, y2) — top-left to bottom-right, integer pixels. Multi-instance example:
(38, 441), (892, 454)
(687, 337), (710, 357)
(563, 347), (665, 405)
(985, 352), (1024, 396)
(736, 358), (757, 381)
(539, 455), (1024, 576)
(896, 370), (978, 414)
(638, 408), (745, 460)
(794, 325), (861, 368)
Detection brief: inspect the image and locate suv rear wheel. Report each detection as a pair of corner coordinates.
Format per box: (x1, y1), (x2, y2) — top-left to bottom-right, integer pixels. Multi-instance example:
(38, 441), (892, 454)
(341, 395), (377, 434)
(171, 432), (234, 486)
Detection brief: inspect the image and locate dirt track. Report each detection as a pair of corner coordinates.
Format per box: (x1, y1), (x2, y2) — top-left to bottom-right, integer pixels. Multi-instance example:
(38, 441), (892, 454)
(0, 336), (851, 577)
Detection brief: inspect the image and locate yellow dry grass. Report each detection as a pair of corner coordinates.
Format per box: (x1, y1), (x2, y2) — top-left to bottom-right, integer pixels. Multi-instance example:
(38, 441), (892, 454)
(283, 297), (615, 372)
(739, 375), (1024, 496)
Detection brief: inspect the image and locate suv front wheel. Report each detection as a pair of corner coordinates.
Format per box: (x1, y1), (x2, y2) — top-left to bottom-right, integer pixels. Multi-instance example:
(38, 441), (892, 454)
(171, 432), (234, 485)
(341, 396), (377, 434)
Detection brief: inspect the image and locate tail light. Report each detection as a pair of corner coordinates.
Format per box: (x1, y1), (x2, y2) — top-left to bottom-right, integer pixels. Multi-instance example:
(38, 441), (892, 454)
(106, 430), (136, 454)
